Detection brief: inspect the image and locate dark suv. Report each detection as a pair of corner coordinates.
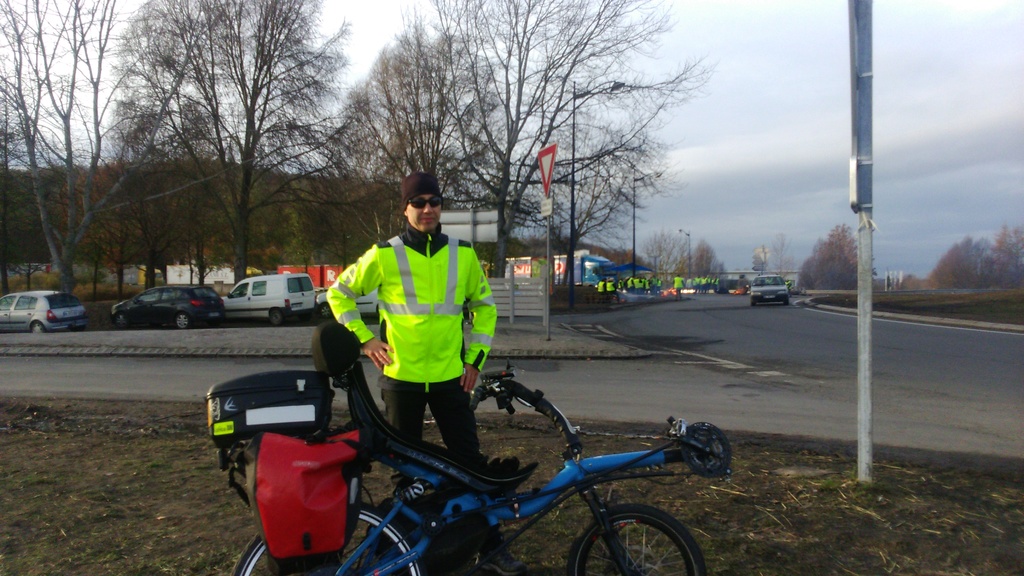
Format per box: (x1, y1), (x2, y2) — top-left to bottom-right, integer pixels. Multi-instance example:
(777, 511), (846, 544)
(111, 286), (225, 329)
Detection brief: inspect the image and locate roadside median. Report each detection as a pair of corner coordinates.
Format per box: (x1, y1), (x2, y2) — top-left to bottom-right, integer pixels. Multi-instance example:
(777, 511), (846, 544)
(0, 320), (650, 360)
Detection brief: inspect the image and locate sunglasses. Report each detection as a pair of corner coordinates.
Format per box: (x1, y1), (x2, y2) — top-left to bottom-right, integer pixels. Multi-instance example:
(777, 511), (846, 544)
(407, 196), (443, 209)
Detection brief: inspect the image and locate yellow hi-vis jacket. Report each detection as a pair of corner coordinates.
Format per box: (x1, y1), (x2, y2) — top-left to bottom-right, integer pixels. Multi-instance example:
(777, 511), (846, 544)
(326, 228), (497, 386)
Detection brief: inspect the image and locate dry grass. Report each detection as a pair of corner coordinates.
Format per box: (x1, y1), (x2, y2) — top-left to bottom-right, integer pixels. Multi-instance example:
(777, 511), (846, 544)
(1, 397), (1021, 575)
(814, 289), (1024, 326)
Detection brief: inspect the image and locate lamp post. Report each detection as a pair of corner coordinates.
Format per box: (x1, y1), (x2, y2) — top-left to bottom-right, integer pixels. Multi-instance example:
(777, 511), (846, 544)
(630, 172), (647, 278)
(679, 229), (691, 278)
(631, 177), (637, 277)
(569, 82), (578, 308)
(568, 80), (626, 309)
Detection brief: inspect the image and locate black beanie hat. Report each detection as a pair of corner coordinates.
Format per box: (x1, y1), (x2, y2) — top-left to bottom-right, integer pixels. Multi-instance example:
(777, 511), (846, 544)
(400, 171), (442, 206)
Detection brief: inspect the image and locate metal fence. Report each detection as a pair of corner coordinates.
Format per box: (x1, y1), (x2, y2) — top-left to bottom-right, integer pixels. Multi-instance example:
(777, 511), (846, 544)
(488, 277), (545, 319)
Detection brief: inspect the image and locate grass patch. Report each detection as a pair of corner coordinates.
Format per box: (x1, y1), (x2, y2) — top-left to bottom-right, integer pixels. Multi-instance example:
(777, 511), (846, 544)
(814, 289), (1023, 325)
(1, 397), (1021, 575)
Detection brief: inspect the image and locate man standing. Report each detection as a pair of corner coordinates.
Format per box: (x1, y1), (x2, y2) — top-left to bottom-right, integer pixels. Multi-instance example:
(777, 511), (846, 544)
(326, 171), (527, 575)
(673, 275), (684, 301)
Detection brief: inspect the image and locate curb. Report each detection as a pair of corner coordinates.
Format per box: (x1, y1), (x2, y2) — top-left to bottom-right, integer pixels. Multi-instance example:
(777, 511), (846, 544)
(0, 346), (647, 360)
(0, 339), (650, 360)
(804, 300), (1024, 334)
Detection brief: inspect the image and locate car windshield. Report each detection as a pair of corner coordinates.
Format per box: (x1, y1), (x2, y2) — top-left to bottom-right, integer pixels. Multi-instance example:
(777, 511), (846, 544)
(754, 276), (784, 286)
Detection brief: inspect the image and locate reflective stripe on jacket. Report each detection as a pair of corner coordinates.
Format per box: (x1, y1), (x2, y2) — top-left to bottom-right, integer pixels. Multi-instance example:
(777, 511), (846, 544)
(326, 227), (496, 385)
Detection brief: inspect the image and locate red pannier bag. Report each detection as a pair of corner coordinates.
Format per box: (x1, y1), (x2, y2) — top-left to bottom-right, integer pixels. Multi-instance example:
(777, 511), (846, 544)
(244, 429), (365, 575)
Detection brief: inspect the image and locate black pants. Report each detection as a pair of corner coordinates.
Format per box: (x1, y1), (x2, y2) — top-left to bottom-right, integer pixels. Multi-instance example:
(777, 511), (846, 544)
(379, 377), (505, 554)
(378, 378), (487, 470)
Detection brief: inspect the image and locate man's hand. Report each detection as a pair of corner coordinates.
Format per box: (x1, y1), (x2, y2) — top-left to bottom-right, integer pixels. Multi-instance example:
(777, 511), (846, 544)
(361, 337), (393, 370)
(460, 364), (480, 393)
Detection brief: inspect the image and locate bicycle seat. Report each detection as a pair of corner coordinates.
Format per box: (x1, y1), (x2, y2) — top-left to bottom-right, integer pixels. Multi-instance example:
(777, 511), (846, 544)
(312, 322), (538, 493)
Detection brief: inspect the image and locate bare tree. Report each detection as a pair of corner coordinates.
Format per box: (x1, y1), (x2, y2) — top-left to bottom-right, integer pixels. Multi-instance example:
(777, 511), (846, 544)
(800, 224), (857, 289)
(345, 17), (464, 190)
(990, 224), (1024, 288)
(928, 236), (995, 289)
(770, 233), (795, 275)
(433, 0), (710, 275)
(339, 17), (463, 248)
(547, 150), (658, 260)
(922, 225), (1023, 290)
(78, 190), (139, 298)
(690, 239), (724, 276)
(124, 0), (350, 282)
(0, 0), (192, 293)
(640, 228), (686, 277)
(0, 101), (31, 294)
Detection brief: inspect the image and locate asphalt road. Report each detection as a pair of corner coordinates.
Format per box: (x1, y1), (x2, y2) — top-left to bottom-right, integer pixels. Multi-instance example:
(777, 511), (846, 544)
(2, 295), (1021, 461)
(547, 295), (1024, 459)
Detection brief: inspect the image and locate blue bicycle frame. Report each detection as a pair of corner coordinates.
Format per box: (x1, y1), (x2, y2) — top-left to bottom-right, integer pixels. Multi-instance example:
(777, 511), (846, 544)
(334, 372), (701, 576)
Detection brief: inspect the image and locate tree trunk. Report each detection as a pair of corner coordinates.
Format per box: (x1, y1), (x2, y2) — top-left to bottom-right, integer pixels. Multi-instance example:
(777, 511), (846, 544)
(233, 228), (249, 283)
(58, 250), (76, 294)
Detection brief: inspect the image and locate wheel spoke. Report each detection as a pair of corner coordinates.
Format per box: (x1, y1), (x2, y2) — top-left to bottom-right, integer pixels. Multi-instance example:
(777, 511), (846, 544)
(567, 504), (705, 576)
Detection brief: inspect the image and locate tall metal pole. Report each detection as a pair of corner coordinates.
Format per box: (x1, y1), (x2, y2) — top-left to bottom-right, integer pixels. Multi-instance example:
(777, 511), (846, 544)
(568, 82), (577, 309)
(631, 178), (637, 277)
(679, 229), (691, 278)
(850, 0), (874, 483)
(566, 80), (625, 309)
(545, 213), (551, 339)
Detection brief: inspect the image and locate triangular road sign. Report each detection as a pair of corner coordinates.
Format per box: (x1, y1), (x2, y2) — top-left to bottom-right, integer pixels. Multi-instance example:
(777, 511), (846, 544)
(537, 143), (557, 198)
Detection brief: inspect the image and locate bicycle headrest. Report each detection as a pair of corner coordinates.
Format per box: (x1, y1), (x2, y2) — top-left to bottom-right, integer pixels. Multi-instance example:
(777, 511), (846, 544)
(311, 322), (362, 376)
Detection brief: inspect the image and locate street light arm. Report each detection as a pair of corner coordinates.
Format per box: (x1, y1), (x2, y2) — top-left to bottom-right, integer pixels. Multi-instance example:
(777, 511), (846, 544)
(572, 80), (629, 103)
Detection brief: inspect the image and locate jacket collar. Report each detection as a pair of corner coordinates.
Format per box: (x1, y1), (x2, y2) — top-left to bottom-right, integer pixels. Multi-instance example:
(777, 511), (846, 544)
(401, 224), (447, 256)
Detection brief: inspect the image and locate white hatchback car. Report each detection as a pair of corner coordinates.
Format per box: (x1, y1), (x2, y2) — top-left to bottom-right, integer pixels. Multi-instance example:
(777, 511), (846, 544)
(316, 288), (378, 320)
(0, 290), (89, 333)
(749, 275), (790, 306)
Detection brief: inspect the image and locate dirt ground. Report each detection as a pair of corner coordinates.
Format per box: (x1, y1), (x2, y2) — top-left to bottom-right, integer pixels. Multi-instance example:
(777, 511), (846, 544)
(1, 396), (1021, 576)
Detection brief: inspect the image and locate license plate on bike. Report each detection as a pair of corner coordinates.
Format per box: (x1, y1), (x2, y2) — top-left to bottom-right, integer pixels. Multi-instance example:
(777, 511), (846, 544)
(205, 370), (333, 448)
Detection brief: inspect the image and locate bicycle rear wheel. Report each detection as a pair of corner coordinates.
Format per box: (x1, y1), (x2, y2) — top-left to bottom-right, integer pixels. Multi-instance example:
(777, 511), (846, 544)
(566, 503), (706, 576)
(232, 505), (423, 576)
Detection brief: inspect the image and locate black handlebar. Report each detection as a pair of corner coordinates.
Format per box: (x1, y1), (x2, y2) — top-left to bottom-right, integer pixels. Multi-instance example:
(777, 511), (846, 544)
(477, 369), (731, 475)
(475, 376), (583, 460)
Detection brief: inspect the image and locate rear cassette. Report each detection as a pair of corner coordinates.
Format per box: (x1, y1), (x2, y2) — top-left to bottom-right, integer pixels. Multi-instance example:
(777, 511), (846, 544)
(683, 422), (732, 478)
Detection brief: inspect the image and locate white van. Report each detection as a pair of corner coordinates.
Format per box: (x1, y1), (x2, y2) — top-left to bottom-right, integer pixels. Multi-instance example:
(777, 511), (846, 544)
(223, 273), (316, 325)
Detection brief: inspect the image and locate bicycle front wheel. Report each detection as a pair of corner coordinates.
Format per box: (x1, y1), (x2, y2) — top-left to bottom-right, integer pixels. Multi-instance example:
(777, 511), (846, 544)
(232, 505), (424, 576)
(566, 503), (706, 576)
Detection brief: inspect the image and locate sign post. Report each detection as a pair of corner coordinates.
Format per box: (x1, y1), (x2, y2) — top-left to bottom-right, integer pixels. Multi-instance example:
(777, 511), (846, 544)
(538, 144), (557, 337)
(439, 209), (499, 242)
(850, 0), (874, 482)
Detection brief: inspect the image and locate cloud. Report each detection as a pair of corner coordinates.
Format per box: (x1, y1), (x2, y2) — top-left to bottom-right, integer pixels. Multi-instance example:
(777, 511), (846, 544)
(326, 0), (1023, 277)
(639, 0), (1024, 276)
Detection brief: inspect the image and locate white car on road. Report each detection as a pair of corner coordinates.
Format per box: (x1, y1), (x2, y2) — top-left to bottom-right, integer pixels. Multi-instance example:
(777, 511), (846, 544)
(316, 288), (378, 320)
(749, 275), (790, 306)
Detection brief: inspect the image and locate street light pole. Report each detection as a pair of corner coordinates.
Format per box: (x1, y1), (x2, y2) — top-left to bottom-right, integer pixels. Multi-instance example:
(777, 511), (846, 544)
(568, 80), (626, 310)
(568, 82), (578, 309)
(631, 177), (637, 277)
(679, 229), (691, 278)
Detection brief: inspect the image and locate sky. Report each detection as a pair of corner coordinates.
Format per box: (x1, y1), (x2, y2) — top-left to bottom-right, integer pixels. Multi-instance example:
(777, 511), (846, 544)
(324, 0), (1023, 277)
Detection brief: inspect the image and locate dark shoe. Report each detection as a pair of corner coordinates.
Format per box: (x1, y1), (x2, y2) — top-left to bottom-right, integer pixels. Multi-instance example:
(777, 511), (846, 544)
(479, 548), (528, 576)
(484, 456), (521, 475)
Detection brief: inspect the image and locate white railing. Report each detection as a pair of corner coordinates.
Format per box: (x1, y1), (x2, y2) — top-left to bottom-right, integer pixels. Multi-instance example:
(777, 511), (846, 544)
(488, 277), (545, 320)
